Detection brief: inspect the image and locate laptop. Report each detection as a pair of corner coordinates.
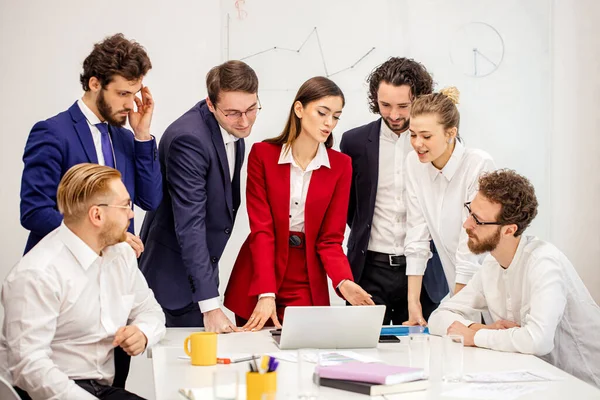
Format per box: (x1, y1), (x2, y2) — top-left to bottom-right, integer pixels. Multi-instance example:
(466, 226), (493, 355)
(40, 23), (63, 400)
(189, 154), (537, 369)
(273, 305), (386, 349)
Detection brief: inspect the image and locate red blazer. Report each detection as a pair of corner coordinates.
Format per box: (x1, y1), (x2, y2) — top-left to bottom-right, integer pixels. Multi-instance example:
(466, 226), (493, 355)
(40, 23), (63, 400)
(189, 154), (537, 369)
(224, 142), (354, 319)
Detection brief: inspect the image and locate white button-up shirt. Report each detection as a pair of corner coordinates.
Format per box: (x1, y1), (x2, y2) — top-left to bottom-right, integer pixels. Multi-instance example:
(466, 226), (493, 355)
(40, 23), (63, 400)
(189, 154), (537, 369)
(220, 125), (239, 182)
(368, 122), (412, 255)
(278, 143), (330, 232)
(77, 98), (112, 166)
(404, 140), (495, 288)
(429, 236), (600, 387)
(77, 99), (151, 169)
(0, 224), (166, 400)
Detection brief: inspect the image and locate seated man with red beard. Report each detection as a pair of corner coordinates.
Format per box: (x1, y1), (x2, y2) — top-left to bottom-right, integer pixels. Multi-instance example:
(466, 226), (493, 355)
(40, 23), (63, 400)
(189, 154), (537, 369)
(428, 169), (600, 388)
(1, 164), (165, 400)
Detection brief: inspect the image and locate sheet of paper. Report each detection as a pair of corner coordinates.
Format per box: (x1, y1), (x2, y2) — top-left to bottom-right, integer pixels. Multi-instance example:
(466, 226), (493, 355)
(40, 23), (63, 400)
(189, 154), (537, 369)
(462, 370), (561, 383)
(179, 385), (248, 400)
(267, 350), (380, 365)
(442, 383), (547, 400)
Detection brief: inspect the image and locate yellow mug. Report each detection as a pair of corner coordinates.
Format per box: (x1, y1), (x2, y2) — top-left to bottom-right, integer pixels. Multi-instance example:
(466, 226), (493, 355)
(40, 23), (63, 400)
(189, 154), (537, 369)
(246, 371), (277, 400)
(183, 332), (217, 366)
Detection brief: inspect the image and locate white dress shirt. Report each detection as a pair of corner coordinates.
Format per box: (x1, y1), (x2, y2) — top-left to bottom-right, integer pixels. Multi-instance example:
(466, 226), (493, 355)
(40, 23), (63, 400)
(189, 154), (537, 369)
(77, 98), (112, 166)
(404, 140), (495, 289)
(368, 122), (412, 255)
(278, 143), (330, 232)
(428, 236), (600, 387)
(0, 223), (165, 400)
(220, 125), (239, 183)
(197, 126), (239, 313)
(77, 99), (151, 168)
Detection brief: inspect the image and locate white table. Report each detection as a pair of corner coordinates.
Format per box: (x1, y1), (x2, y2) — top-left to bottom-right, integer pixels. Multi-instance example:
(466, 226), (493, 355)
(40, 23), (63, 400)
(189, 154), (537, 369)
(151, 328), (600, 400)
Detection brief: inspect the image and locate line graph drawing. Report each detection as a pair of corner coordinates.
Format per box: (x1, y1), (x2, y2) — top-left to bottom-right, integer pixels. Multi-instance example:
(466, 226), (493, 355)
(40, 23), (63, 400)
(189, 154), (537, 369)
(227, 22), (376, 78)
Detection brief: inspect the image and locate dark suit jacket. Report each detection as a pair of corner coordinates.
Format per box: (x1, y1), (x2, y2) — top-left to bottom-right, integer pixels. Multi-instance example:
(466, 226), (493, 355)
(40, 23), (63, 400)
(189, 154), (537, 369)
(139, 100), (244, 310)
(20, 102), (162, 253)
(340, 118), (449, 303)
(224, 143), (354, 319)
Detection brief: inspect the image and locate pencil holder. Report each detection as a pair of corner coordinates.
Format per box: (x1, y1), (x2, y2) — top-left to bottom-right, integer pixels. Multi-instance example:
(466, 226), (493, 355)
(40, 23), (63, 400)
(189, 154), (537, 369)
(246, 371), (277, 400)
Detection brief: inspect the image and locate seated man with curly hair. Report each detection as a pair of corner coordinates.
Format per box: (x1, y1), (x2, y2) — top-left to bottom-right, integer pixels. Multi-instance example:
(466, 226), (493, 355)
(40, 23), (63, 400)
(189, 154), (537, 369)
(429, 169), (600, 387)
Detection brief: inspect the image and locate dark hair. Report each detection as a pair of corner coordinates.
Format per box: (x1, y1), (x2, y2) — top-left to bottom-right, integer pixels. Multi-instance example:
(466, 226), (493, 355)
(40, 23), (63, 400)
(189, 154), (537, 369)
(411, 86), (461, 139)
(265, 76), (344, 149)
(80, 33), (151, 91)
(478, 169), (539, 237)
(206, 60), (259, 105)
(367, 57), (434, 114)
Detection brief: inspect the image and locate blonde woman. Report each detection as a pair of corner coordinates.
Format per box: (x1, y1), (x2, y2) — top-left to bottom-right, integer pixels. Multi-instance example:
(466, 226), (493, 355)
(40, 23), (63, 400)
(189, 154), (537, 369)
(403, 87), (496, 326)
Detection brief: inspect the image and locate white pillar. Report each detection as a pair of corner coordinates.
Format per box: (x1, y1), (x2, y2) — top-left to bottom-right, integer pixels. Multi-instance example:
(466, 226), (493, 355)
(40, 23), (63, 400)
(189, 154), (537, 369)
(551, 0), (600, 302)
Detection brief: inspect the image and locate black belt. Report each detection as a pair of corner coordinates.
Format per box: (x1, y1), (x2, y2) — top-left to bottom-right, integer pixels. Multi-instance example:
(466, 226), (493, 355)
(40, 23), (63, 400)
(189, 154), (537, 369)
(366, 251), (405, 267)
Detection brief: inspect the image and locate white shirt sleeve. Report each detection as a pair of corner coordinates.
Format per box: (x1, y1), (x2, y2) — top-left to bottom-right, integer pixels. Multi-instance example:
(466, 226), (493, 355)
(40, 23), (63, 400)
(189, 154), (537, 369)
(428, 270), (488, 335)
(474, 259), (566, 356)
(2, 271), (98, 400)
(453, 157), (496, 284)
(198, 297), (221, 313)
(404, 156), (432, 276)
(126, 252), (166, 350)
(258, 293), (276, 299)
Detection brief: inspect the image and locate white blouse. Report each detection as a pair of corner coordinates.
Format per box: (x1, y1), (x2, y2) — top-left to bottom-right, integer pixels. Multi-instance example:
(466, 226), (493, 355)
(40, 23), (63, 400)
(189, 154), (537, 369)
(404, 140), (496, 289)
(278, 143), (330, 232)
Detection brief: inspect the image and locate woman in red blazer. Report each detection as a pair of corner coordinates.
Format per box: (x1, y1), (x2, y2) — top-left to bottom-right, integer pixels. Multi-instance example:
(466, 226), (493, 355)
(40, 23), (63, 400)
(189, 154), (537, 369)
(224, 77), (375, 330)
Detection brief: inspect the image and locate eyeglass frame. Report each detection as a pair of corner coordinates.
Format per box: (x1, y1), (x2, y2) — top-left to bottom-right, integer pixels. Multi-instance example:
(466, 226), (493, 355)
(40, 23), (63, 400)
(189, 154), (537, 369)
(215, 96), (262, 120)
(96, 199), (133, 210)
(463, 202), (503, 226)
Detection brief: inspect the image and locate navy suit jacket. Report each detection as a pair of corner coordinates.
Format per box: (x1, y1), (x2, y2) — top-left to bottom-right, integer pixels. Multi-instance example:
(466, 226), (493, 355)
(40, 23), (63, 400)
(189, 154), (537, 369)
(20, 102), (162, 253)
(340, 118), (449, 303)
(139, 100), (244, 310)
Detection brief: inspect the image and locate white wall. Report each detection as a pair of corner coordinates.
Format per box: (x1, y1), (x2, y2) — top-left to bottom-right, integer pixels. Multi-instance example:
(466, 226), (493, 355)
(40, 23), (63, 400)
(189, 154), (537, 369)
(550, 0), (600, 303)
(0, 0), (598, 320)
(0, 0), (222, 284)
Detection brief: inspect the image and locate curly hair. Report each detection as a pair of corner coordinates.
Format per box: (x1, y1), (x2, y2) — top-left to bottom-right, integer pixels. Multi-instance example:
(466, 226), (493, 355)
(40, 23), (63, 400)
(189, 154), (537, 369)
(478, 169), (538, 237)
(80, 33), (152, 91)
(411, 86), (461, 137)
(367, 57), (434, 114)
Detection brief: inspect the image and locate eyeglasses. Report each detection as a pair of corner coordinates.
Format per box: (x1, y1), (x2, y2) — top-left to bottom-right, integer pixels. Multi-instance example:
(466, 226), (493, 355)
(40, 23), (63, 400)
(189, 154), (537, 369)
(96, 200), (133, 210)
(464, 202), (502, 226)
(216, 97), (262, 121)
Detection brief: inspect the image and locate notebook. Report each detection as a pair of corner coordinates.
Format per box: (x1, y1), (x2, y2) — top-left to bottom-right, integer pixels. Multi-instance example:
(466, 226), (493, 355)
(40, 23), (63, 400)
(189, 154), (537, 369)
(315, 362), (424, 385)
(318, 376), (429, 396)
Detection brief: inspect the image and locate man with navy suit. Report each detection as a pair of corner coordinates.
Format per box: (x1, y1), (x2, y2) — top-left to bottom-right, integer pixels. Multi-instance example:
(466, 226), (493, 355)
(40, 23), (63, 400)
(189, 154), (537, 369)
(20, 33), (162, 256)
(139, 60), (260, 332)
(340, 57), (448, 326)
(18, 33), (162, 391)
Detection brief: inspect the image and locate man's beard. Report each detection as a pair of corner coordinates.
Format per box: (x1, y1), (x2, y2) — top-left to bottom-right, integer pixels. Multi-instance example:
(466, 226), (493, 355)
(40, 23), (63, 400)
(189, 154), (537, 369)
(100, 220), (129, 248)
(467, 226), (501, 254)
(97, 89), (129, 127)
(383, 117), (409, 133)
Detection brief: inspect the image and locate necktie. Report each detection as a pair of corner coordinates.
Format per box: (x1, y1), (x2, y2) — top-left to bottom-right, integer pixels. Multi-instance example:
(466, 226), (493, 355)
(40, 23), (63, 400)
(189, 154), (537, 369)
(95, 123), (115, 168)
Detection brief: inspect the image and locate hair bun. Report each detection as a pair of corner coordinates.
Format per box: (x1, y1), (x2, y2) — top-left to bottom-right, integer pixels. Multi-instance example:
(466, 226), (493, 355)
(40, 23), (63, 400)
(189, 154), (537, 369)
(440, 86), (460, 105)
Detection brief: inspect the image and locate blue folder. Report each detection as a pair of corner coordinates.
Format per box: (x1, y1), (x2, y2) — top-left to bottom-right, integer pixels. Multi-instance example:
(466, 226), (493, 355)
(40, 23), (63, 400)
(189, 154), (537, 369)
(380, 326), (429, 336)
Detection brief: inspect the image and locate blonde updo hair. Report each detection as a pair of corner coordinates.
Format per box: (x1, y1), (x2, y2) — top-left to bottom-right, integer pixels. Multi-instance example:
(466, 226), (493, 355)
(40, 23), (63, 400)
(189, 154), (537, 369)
(411, 86), (461, 138)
